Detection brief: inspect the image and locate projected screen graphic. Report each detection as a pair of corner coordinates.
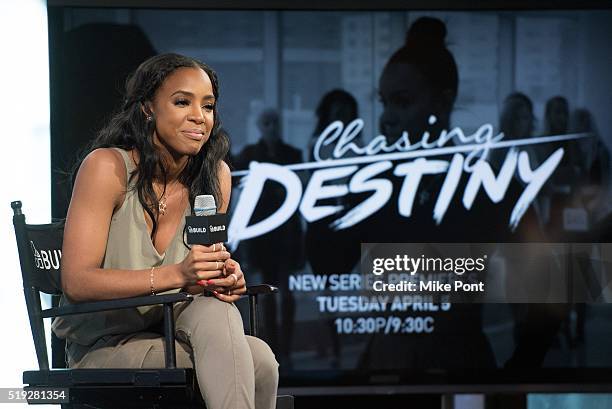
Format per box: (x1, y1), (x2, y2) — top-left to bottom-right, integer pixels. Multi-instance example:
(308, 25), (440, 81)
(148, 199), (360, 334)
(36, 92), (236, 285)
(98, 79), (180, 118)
(50, 7), (612, 385)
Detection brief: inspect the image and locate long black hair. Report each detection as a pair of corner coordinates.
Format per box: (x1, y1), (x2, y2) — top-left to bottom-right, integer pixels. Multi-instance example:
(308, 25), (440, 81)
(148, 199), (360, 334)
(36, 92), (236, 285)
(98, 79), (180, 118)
(74, 53), (229, 238)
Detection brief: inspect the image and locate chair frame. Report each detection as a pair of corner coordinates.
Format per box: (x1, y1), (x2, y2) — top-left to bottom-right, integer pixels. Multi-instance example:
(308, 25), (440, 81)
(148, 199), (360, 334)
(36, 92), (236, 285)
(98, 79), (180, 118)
(12, 200), (283, 408)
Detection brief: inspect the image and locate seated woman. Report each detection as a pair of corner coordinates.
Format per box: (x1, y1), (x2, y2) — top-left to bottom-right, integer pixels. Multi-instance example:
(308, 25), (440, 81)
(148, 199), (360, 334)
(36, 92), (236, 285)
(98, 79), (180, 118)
(51, 53), (279, 409)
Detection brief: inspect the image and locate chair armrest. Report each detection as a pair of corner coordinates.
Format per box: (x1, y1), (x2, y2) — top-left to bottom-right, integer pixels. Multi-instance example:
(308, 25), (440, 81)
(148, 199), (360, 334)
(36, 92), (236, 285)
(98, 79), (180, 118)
(40, 292), (193, 318)
(246, 284), (278, 296)
(245, 284), (278, 337)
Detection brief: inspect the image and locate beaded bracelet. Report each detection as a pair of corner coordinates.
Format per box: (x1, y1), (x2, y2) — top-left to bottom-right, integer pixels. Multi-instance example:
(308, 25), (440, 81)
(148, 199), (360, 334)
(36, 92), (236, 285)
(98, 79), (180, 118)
(150, 266), (156, 295)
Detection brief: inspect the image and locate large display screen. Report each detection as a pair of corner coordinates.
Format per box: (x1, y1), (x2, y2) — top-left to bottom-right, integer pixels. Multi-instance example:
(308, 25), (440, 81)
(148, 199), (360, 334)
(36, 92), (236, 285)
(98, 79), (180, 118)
(49, 5), (612, 389)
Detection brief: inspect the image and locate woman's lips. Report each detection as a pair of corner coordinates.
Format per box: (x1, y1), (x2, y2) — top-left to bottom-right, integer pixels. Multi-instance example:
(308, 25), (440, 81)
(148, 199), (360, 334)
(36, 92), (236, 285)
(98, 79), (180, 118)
(182, 130), (204, 140)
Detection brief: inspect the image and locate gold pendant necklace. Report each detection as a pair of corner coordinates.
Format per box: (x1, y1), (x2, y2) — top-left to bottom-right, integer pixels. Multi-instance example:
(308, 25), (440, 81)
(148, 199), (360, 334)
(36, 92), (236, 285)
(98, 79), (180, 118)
(157, 182), (183, 216)
(158, 196), (167, 215)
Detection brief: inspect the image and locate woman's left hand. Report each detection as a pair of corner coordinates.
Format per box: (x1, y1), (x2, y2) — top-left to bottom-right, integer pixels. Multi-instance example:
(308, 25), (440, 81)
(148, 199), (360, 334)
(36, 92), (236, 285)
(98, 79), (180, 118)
(205, 258), (246, 303)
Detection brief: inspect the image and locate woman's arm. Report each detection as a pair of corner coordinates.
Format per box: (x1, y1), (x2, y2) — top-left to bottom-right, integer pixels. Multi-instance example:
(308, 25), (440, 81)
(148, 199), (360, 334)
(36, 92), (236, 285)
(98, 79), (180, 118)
(61, 148), (183, 302)
(61, 149), (227, 302)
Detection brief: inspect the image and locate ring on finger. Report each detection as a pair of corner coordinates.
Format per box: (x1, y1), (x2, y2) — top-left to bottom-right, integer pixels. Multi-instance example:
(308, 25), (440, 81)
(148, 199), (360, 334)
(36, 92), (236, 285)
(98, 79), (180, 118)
(216, 261), (221, 270)
(228, 289), (232, 296)
(229, 273), (238, 286)
(212, 243), (216, 252)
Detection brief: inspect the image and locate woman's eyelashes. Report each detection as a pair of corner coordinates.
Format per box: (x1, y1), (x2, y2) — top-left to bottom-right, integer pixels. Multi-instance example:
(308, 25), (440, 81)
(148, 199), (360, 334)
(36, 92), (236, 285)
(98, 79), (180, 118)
(173, 98), (215, 111)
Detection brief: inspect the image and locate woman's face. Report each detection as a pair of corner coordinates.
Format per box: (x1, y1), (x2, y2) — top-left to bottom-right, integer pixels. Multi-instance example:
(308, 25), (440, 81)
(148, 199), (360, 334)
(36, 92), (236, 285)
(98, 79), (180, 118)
(148, 66), (215, 158)
(378, 63), (436, 142)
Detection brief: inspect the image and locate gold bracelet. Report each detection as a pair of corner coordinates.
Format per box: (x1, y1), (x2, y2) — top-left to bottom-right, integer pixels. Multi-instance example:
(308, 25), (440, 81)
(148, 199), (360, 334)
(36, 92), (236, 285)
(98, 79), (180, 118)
(150, 266), (156, 295)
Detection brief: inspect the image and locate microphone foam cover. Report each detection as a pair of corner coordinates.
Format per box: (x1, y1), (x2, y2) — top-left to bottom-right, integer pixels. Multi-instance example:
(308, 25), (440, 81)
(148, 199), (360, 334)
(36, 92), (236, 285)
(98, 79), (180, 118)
(194, 194), (216, 216)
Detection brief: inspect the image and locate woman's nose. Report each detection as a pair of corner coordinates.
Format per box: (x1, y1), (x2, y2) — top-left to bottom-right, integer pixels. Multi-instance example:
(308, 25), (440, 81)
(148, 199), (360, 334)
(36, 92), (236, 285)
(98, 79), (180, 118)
(190, 115), (204, 125)
(189, 106), (205, 123)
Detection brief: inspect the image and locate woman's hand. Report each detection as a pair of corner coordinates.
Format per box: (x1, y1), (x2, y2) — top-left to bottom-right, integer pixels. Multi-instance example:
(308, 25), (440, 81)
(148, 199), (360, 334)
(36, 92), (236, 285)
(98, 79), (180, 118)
(206, 258), (246, 303)
(179, 242), (230, 286)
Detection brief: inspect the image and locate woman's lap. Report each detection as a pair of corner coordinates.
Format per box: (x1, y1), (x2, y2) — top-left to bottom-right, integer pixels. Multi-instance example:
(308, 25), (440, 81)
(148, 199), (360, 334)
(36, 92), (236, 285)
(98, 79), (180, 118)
(71, 295), (275, 370)
(70, 331), (193, 369)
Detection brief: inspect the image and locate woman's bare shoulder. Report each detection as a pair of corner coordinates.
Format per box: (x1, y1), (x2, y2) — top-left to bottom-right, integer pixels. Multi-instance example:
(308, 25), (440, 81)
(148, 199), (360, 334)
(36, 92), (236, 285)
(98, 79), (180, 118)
(74, 148), (130, 207)
(81, 147), (127, 178)
(82, 147), (126, 169)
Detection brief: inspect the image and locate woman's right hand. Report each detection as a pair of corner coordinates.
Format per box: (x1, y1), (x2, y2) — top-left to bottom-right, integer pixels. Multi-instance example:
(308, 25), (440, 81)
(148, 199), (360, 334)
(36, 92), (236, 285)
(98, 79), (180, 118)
(179, 243), (230, 286)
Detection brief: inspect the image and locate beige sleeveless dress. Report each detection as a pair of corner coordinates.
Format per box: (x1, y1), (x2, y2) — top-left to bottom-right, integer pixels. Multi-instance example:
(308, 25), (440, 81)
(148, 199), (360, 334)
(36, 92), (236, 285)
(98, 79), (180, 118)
(51, 147), (190, 364)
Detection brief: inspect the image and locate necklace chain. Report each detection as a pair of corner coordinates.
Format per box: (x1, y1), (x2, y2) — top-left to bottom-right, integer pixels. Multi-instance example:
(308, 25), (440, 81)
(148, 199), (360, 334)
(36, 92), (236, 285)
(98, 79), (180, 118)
(157, 183), (181, 216)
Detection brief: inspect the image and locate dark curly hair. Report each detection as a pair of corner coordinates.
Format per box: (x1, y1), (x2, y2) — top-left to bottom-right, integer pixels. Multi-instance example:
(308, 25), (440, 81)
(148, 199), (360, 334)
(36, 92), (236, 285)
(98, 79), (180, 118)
(74, 53), (229, 238)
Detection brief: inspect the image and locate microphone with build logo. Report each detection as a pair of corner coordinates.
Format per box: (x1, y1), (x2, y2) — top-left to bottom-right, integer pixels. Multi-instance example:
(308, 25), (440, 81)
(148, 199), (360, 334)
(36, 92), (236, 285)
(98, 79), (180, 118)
(185, 194), (228, 245)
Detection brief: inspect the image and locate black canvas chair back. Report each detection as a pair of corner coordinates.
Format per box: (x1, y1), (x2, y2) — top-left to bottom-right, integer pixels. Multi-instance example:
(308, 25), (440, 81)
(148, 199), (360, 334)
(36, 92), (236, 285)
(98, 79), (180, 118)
(12, 201), (64, 370)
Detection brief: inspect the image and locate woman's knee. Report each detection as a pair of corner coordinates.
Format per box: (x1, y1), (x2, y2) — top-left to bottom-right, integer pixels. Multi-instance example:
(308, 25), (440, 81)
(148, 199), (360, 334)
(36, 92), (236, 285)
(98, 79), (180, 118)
(246, 336), (279, 381)
(176, 295), (240, 335)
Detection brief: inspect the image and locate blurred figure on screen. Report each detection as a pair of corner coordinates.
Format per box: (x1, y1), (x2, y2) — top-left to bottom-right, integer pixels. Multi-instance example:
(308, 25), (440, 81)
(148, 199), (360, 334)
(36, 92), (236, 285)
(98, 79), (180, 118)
(542, 98), (601, 241)
(555, 108), (611, 348)
(309, 89), (360, 161)
(543, 96), (581, 216)
(306, 89), (361, 367)
(497, 96), (544, 242)
(496, 93), (546, 227)
(494, 93), (569, 365)
(495, 92), (537, 175)
(307, 89), (362, 276)
(545, 96), (570, 136)
(570, 108), (611, 224)
(500, 92), (536, 141)
(358, 17), (496, 371)
(234, 109), (304, 369)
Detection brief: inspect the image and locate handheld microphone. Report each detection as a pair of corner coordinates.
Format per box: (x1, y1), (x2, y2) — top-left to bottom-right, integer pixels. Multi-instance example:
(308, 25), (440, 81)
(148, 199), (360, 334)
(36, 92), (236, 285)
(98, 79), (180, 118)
(185, 194), (228, 245)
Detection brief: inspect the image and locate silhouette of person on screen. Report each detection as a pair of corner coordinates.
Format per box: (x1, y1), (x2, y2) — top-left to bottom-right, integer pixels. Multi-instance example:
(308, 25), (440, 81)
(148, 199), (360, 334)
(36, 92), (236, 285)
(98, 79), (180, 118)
(570, 108), (611, 225)
(305, 89), (362, 366)
(306, 89), (362, 278)
(234, 108), (304, 369)
(357, 17), (497, 371)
